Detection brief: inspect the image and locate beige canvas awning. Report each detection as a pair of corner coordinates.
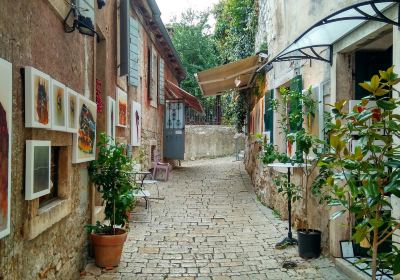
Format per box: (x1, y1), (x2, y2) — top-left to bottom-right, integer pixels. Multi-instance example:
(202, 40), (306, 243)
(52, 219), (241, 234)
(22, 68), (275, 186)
(195, 55), (260, 96)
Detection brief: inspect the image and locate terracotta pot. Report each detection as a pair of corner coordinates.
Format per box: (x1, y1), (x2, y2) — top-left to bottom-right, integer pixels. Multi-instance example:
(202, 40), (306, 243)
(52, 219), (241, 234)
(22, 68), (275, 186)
(90, 228), (128, 268)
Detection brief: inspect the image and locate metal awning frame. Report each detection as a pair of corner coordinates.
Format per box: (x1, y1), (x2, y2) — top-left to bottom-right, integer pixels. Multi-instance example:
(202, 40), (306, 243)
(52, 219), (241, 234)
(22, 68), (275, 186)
(259, 0), (400, 72)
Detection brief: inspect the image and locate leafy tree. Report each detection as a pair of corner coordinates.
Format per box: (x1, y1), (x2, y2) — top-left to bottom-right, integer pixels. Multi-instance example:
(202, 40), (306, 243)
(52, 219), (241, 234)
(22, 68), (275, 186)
(213, 0), (258, 62)
(169, 10), (221, 115)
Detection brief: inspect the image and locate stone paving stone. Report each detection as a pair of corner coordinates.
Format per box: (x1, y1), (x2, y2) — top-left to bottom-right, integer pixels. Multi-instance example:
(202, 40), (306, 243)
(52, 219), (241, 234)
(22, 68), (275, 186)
(82, 157), (349, 280)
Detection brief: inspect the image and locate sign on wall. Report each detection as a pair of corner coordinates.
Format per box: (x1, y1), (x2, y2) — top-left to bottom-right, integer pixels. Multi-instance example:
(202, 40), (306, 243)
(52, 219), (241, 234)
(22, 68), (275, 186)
(131, 101), (141, 147)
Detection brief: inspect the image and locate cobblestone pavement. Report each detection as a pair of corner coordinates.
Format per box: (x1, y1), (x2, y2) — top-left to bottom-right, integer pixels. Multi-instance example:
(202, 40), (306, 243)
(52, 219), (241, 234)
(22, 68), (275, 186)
(82, 157), (348, 280)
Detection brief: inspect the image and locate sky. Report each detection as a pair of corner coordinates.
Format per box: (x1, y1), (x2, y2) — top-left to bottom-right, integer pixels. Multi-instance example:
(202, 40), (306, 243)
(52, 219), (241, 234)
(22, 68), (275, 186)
(156, 0), (220, 25)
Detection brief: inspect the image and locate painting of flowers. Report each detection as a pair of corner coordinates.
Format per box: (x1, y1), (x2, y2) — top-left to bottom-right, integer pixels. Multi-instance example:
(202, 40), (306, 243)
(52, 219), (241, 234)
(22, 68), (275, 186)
(51, 79), (67, 131)
(0, 58), (12, 239)
(116, 88), (127, 127)
(66, 88), (79, 133)
(73, 96), (97, 163)
(25, 67), (51, 129)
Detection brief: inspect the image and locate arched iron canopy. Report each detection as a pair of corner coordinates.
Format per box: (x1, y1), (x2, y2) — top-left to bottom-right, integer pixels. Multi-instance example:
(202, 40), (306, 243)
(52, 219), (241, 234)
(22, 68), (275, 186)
(259, 0), (400, 72)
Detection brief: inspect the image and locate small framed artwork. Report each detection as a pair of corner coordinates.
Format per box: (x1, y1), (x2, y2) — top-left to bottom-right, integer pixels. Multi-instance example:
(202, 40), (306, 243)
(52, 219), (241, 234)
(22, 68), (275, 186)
(25, 140), (51, 200)
(25, 66), (52, 129)
(0, 58), (12, 239)
(72, 96), (97, 163)
(131, 101), (141, 146)
(51, 79), (67, 131)
(116, 88), (127, 127)
(66, 88), (79, 133)
(340, 240), (355, 259)
(106, 96), (116, 141)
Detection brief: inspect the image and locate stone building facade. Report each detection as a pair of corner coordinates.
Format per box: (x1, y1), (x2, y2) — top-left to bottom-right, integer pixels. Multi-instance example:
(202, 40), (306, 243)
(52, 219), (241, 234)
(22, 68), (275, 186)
(246, 0), (400, 259)
(0, 0), (185, 279)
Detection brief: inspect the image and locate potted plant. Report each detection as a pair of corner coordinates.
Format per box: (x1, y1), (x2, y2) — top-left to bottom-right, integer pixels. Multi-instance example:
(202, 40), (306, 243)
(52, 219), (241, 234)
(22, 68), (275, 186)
(86, 133), (136, 268)
(313, 67), (400, 279)
(262, 86), (323, 258)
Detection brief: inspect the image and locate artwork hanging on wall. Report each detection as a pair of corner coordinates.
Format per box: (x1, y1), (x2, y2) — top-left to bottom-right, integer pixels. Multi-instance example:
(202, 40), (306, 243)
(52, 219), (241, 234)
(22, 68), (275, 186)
(72, 96), (97, 163)
(107, 96), (116, 141)
(51, 79), (67, 131)
(116, 88), (127, 127)
(25, 67), (51, 129)
(25, 140), (51, 200)
(66, 88), (79, 133)
(0, 58), (12, 239)
(131, 101), (141, 146)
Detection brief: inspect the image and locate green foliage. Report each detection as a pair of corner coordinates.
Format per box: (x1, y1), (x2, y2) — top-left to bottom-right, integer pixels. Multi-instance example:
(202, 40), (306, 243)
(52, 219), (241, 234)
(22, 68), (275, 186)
(235, 90), (248, 132)
(86, 133), (136, 235)
(273, 175), (302, 203)
(169, 10), (221, 115)
(213, 0), (258, 62)
(313, 66), (400, 278)
(261, 143), (290, 164)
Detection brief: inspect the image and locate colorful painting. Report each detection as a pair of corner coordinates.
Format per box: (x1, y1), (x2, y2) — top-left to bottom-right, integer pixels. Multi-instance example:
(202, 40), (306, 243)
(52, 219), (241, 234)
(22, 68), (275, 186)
(131, 101), (141, 146)
(116, 88), (127, 127)
(107, 96), (116, 141)
(66, 88), (79, 133)
(0, 58), (12, 239)
(25, 141), (51, 200)
(51, 79), (67, 131)
(73, 96), (97, 163)
(25, 67), (51, 129)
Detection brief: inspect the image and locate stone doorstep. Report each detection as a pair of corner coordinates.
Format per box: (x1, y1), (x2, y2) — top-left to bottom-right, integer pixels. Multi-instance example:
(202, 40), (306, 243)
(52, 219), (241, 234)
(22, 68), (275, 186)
(335, 258), (370, 280)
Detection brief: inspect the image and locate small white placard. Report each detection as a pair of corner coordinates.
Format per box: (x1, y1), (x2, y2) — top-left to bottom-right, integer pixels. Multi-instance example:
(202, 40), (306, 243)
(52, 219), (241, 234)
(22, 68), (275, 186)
(175, 130), (182, 135)
(340, 241), (354, 258)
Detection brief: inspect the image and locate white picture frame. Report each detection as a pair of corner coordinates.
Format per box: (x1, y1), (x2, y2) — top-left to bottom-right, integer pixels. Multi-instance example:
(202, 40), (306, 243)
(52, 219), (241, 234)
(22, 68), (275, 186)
(0, 58), (12, 239)
(131, 101), (141, 146)
(25, 66), (52, 129)
(50, 79), (67, 132)
(116, 87), (128, 127)
(25, 140), (51, 200)
(66, 88), (79, 133)
(106, 96), (116, 142)
(72, 96), (97, 163)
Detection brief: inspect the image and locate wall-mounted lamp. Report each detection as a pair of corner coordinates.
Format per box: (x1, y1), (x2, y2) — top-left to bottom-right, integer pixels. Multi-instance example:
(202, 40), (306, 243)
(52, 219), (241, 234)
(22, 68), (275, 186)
(97, 0), (106, 9)
(64, 4), (99, 40)
(234, 76), (242, 87)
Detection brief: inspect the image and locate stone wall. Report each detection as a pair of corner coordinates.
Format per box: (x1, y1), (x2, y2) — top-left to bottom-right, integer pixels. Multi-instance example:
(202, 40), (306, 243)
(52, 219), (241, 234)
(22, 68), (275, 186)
(184, 125), (242, 160)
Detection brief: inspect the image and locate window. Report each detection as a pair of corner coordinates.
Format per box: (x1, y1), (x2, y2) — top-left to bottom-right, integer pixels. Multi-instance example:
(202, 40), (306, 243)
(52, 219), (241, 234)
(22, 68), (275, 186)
(39, 146), (60, 208)
(150, 49), (158, 108)
(147, 48), (151, 100)
(289, 75), (303, 132)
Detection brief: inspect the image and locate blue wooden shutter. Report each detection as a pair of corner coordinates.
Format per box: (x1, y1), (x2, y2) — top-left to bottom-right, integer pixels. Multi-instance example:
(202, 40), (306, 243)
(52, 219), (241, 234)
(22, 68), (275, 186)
(159, 59), (165, 104)
(128, 17), (139, 86)
(264, 90), (274, 144)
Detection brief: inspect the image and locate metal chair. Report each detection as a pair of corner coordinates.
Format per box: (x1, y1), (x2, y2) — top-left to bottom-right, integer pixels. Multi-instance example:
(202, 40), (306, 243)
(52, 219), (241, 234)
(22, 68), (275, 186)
(152, 152), (170, 181)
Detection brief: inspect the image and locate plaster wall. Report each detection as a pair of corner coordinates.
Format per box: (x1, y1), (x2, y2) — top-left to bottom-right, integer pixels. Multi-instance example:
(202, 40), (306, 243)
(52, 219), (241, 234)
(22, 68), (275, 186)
(184, 125), (242, 160)
(250, 0), (400, 258)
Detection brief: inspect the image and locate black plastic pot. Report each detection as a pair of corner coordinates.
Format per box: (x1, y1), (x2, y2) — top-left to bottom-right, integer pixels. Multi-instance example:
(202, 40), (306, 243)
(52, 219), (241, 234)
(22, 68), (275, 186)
(297, 229), (321, 259)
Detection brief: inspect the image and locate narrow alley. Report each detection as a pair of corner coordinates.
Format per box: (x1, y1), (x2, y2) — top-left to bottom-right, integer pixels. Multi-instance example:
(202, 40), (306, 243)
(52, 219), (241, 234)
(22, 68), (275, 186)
(82, 158), (348, 280)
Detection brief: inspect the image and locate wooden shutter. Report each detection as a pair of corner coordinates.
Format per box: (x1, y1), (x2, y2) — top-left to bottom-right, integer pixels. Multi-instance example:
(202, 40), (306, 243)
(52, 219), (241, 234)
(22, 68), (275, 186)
(264, 90), (274, 144)
(119, 0), (129, 76)
(159, 59), (165, 104)
(289, 75), (303, 132)
(128, 17), (139, 86)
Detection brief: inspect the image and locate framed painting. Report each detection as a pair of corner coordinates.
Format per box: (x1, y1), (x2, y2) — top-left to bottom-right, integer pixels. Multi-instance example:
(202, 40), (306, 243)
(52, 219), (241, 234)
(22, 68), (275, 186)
(73, 96), (97, 163)
(131, 101), (141, 146)
(25, 140), (51, 200)
(66, 88), (79, 133)
(106, 96), (116, 141)
(116, 88), (127, 127)
(0, 58), (12, 239)
(51, 79), (67, 131)
(25, 66), (51, 129)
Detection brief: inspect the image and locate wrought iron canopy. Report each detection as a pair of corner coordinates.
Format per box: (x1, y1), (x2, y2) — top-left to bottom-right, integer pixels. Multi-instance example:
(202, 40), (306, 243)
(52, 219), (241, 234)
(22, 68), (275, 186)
(259, 0), (400, 72)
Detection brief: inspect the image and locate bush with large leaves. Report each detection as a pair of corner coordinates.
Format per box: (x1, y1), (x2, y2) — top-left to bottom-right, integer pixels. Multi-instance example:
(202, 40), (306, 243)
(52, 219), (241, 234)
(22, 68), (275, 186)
(314, 67), (400, 279)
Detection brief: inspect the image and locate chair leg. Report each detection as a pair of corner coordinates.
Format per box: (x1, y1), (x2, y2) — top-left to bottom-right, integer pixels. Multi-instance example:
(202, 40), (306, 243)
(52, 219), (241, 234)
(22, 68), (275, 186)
(153, 166), (157, 180)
